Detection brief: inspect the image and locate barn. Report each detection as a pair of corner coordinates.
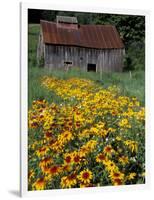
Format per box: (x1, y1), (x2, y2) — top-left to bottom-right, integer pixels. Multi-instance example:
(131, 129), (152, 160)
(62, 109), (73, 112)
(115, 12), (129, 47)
(37, 16), (125, 72)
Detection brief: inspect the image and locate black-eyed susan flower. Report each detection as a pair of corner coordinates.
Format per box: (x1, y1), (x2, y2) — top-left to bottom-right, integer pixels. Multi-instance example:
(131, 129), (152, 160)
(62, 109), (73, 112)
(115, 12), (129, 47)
(109, 170), (124, 181)
(58, 131), (73, 144)
(39, 157), (53, 170)
(104, 160), (119, 172)
(96, 153), (107, 163)
(118, 118), (131, 129)
(118, 156), (129, 165)
(61, 164), (72, 172)
(112, 178), (123, 186)
(78, 129), (91, 139)
(72, 151), (81, 164)
(43, 116), (54, 130)
(80, 183), (94, 188)
(36, 146), (49, 157)
(64, 153), (73, 165)
(79, 140), (97, 157)
(60, 173), (77, 188)
(116, 136), (122, 141)
(127, 172), (136, 180)
(124, 140), (138, 153)
(78, 169), (93, 184)
(103, 145), (115, 156)
(41, 166), (50, 175)
(32, 177), (46, 190)
(28, 170), (35, 181)
(49, 165), (61, 176)
(60, 176), (68, 188)
(44, 131), (53, 140)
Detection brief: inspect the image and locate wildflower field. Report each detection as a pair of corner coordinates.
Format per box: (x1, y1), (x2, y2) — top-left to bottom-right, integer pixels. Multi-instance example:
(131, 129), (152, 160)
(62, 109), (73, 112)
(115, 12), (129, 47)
(28, 75), (145, 190)
(28, 25), (145, 191)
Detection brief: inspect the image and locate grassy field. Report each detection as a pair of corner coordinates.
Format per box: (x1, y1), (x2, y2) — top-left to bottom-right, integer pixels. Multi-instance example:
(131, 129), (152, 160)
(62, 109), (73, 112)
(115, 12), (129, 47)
(28, 24), (145, 108)
(28, 24), (145, 190)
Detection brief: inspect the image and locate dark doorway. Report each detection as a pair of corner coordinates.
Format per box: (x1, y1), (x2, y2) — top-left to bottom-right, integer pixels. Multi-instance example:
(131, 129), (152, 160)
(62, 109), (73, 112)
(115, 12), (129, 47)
(87, 63), (96, 72)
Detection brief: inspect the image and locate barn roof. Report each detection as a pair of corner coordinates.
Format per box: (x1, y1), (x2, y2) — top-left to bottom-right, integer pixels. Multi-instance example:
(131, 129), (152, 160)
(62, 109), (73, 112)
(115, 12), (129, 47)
(40, 20), (124, 49)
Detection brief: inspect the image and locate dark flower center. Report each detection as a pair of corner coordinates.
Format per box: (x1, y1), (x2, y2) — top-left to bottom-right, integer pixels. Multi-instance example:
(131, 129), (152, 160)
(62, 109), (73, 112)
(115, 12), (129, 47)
(82, 172), (90, 179)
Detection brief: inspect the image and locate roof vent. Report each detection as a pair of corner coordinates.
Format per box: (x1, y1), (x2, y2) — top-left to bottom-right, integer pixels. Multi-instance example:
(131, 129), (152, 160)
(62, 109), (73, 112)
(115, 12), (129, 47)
(56, 16), (78, 30)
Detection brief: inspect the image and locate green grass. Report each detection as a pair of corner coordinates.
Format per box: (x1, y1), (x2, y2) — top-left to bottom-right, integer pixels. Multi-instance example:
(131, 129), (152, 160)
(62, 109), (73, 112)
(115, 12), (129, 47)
(28, 24), (145, 107)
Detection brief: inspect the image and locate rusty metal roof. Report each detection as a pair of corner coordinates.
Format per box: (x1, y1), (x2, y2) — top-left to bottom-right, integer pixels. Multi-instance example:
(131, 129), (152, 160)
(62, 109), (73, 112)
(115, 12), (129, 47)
(40, 20), (124, 49)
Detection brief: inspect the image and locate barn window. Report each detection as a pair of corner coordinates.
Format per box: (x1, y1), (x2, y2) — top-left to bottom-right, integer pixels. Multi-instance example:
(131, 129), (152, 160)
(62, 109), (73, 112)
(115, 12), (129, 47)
(87, 63), (96, 72)
(64, 61), (72, 65)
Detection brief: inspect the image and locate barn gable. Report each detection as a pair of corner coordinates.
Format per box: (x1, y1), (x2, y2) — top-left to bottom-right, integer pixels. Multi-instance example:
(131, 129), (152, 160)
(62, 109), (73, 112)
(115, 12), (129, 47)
(37, 16), (125, 72)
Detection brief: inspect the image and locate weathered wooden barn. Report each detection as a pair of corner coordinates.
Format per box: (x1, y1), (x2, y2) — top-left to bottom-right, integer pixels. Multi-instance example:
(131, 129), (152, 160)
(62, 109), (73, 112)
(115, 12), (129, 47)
(37, 16), (125, 72)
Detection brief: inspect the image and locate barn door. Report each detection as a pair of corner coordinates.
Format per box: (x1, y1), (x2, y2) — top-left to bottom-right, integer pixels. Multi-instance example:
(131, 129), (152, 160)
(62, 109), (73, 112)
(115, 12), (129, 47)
(87, 63), (96, 72)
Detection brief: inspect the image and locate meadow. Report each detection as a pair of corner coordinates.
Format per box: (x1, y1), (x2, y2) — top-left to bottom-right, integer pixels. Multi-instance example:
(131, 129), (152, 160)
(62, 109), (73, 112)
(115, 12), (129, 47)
(28, 25), (145, 190)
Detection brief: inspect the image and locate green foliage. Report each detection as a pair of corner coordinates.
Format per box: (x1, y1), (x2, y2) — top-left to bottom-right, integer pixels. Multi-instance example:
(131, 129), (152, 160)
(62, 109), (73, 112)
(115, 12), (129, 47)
(124, 42), (145, 71)
(38, 55), (44, 68)
(41, 10), (98, 24)
(28, 24), (40, 68)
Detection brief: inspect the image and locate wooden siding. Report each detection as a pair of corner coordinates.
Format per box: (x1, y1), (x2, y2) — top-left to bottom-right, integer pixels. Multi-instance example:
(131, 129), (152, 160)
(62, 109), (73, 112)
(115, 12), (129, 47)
(37, 32), (125, 72)
(43, 45), (124, 72)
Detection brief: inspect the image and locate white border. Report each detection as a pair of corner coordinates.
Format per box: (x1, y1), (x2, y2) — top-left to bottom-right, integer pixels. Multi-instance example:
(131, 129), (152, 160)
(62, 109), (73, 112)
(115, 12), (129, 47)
(20, 1), (150, 197)
(20, 2), (28, 197)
